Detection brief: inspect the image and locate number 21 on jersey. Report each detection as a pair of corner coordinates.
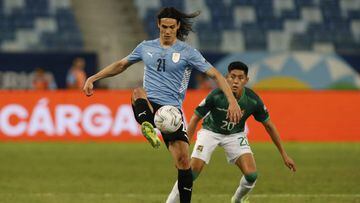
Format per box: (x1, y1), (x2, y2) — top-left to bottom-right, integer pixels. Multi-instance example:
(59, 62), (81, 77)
(157, 58), (165, 72)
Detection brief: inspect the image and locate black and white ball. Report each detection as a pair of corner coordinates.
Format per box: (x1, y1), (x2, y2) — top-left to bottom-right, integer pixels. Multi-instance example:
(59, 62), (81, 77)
(154, 105), (182, 133)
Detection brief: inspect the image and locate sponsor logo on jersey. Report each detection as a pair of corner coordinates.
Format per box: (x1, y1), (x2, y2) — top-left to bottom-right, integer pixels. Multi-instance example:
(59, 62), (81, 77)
(197, 145), (204, 152)
(172, 53), (180, 63)
(215, 107), (245, 115)
(216, 107), (228, 112)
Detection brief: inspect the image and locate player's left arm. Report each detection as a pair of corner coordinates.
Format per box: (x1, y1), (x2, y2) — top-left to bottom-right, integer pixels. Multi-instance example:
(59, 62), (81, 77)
(205, 67), (242, 123)
(262, 119), (297, 172)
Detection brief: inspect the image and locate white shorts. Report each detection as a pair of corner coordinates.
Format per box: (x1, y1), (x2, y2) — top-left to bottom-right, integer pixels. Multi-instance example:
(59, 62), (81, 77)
(191, 128), (253, 164)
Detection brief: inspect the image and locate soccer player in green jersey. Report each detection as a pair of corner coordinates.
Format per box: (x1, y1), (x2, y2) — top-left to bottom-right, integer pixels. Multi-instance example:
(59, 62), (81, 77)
(166, 61), (296, 203)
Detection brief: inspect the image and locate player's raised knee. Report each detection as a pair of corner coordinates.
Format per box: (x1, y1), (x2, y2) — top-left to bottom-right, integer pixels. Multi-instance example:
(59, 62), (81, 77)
(132, 87), (147, 101)
(132, 87), (146, 97)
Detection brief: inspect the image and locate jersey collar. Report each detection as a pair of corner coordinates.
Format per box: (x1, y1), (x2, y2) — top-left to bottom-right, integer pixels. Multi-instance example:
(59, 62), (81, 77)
(157, 38), (180, 50)
(238, 88), (246, 102)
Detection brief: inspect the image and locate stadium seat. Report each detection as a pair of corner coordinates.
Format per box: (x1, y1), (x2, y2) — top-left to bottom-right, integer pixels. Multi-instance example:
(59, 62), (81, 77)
(133, 0), (360, 52)
(351, 20), (360, 41)
(233, 6), (256, 28)
(221, 30), (245, 52)
(0, 0), (83, 51)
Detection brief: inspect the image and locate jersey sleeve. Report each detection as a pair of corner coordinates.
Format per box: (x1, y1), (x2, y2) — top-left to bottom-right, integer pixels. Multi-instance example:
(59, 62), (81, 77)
(187, 48), (212, 73)
(194, 90), (217, 118)
(253, 96), (270, 122)
(126, 41), (144, 63)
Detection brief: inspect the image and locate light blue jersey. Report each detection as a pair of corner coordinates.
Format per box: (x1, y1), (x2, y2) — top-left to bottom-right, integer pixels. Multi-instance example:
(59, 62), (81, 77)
(127, 38), (212, 108)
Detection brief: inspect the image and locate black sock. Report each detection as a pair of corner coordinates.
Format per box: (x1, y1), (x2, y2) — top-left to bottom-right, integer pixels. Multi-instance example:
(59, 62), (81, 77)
(133, 99), (154, 125)
(178, 168), (193, 203)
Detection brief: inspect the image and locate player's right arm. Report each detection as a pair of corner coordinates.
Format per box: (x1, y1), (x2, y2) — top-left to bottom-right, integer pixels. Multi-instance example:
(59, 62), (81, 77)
(83, 58), (133, 96)
(83, 41), (144, 96)
(187, 92), (215, 141)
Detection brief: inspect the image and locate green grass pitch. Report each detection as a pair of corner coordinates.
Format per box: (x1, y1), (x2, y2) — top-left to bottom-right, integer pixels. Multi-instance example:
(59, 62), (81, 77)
(0, 142), (359, 203)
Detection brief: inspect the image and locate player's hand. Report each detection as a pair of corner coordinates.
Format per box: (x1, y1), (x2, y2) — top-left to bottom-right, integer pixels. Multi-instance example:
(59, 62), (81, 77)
(83, 78), (94, 96)
(227, 101), (242, 123)
(283, 154), (296, 172)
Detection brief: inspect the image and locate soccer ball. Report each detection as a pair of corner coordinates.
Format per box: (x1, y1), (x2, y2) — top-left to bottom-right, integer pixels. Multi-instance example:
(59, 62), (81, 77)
(154, 105), (182, 133)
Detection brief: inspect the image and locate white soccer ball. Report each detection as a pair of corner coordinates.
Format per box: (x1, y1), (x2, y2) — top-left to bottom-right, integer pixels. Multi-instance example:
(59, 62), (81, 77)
(154, 105), (182, 133)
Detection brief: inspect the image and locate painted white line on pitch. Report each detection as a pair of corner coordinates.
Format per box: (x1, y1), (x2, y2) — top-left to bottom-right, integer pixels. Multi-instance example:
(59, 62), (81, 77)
(0, 193), (359, 198)
(251, 194), (360, 198)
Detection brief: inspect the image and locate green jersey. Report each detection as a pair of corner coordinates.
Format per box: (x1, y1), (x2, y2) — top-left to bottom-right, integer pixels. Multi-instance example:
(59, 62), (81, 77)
(195, 87), (269, 135)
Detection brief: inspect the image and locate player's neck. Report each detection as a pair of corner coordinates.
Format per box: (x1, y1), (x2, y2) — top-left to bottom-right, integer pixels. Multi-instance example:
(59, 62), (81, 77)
(234, 89), (243, 99)
(160, 38), (177, 48)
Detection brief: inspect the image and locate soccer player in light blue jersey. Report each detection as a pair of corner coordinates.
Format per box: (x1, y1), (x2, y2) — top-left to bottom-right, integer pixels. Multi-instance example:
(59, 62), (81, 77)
(83, 7), (242, 203)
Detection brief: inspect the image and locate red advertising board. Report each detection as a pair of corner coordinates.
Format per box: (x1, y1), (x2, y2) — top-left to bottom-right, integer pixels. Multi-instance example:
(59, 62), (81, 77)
(0, 90), (359, 142)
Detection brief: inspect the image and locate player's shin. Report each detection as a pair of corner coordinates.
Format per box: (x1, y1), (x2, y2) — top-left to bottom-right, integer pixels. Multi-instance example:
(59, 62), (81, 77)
(166, 170), (200, 203)
(232, 172), (257, 203)
(133, 98), (160, 148)
(133, 98), (153, 124)
(192, 171), (200, 181)
(178, 168), (193, 203)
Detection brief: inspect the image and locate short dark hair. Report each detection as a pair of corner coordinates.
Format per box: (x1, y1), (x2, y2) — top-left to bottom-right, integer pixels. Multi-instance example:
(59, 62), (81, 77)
(228, 61), (248, 76)
(157, 7), (200, 41)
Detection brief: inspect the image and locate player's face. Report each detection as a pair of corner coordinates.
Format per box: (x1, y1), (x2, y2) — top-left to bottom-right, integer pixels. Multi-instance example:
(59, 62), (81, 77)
(158, 18), (180, 44)
(226, 69), (249, 94)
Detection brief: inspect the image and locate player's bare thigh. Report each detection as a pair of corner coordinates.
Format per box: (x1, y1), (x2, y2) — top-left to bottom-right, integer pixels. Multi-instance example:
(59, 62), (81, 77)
(131, 87), (154, 112)
(168, 140), (191, 169)
(235, 153), (257, 175)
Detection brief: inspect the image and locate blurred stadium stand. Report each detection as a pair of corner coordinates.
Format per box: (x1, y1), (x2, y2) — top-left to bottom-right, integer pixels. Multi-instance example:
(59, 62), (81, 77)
(0, 0), (359, 89)
(134, 0), (360, 53)
(0, 0), (147, 89)
(0, 0), (83, 51)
